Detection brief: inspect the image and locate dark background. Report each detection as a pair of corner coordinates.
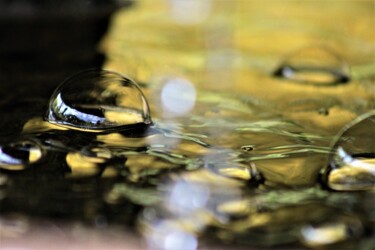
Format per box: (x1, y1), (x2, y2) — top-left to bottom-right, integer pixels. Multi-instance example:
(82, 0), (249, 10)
(0, 0), (132, 136)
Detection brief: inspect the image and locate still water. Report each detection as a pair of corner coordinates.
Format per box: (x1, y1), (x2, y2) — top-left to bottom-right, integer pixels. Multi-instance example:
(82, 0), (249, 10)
(1, 1), (374, 249)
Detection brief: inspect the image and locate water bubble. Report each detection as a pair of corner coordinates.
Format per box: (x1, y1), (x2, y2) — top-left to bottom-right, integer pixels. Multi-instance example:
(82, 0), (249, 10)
(273, 46), (350, 85)
(0, 140), (43, 171)
(46, 69), (152, 132)
(324, 111), (375, 191)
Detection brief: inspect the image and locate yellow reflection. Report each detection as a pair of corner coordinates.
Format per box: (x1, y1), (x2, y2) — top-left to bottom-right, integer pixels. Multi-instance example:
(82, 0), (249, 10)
(126, 154), (176, 175)
(0, 164), (25, 171)
(22, 117), (68, 133)
(97, 133), (149, 147)
(217, 164), (251, 181)
(217, 200), (250, 216)
(104, 110), (144, 125)
(328, 158), (375, 191)
(101, 166), (118, 178)
(65, 152), (102, 178)
(28, 147), (42, 163)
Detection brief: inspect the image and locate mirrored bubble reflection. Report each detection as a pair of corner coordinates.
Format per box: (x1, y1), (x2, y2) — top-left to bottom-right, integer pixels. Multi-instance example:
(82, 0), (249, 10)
(273, 46), (350, 85)
(324, 111), (375, 191)
(0, 140), (43, 171)
(46, 69), (152, 132)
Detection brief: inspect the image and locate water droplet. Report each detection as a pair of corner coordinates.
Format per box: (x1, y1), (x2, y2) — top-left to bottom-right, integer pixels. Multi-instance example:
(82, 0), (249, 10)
(273, 46), (350, 85)
(324, 111), (375, 191)
(0, 140), (43, 171)
(46, 69), (152, 132)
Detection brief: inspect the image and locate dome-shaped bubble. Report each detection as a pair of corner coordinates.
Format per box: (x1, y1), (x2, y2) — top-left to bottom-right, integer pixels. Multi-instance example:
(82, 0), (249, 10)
(323, 111), (375, 191)
(46, 69), (152, 131)
(0, 140), (43, 171)
(273, 46), (350, 85)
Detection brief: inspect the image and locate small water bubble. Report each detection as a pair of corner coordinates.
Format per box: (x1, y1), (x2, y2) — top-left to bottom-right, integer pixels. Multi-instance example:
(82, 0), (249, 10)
(0, 140), (43, 171)
(46, 69), (152, 132)
(273, 46), (350, 85)
(324, 111), (375, 191)
(241, 145), (255, 152)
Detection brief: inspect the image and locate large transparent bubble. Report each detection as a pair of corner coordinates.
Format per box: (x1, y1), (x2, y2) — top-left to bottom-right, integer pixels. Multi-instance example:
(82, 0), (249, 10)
(46, 69), (152, 132)
(323, 111), (375, 191)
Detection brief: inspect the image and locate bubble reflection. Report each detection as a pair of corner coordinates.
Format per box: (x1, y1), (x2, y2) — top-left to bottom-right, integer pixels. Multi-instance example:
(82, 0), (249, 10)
(274, 46), (350, 85)
(0, 140), (43, 171)
(46, 69), (152, 132)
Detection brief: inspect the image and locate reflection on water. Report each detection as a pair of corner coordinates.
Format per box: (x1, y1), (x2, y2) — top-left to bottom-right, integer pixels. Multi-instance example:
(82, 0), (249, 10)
(1, 0), (375, 249)
(273, 46), (351, 85)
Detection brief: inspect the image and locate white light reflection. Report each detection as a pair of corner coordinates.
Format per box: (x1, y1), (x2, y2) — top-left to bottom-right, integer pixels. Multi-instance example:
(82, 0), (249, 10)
(169, 0), (211, 25)
(166, 180), (210, 216)
(337, 147), (375, 173)
(300, 223), (348, 246)
(164, 231), (198, 250)
(161, 78), (197, 117)
(146, 220), (198, 250)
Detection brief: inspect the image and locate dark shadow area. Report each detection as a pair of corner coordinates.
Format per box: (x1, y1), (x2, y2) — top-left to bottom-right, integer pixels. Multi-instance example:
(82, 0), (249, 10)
(0, 0), (133, 135)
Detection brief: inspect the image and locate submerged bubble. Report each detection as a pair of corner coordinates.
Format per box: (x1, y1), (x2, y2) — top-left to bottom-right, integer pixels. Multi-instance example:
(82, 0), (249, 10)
(324, 111), (375, 191)
(273, 46), (350, 85)
(0, 140), (43, 171)
(46, 69), (152, 132)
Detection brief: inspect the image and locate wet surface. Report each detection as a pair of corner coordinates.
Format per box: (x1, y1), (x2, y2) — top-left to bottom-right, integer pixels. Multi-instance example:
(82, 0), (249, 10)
(1, 1), (375, 249)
